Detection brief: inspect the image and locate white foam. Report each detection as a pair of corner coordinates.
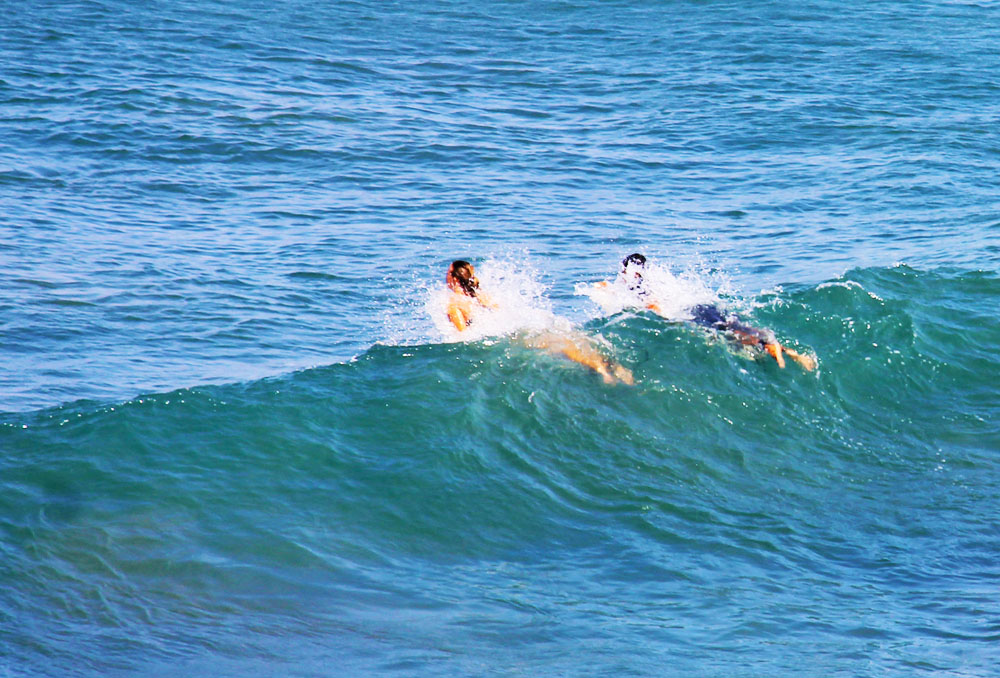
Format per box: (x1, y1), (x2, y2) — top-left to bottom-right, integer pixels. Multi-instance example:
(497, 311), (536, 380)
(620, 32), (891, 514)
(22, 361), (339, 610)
(816, 280), (863, 291)
(816, 279), (884, 301)
(427, 258), (568, 342)
(575, 259), (721, 321)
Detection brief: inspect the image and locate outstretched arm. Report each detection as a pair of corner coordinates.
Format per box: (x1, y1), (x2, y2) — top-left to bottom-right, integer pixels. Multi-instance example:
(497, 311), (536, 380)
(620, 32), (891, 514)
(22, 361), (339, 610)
(477, 291), (499, 310)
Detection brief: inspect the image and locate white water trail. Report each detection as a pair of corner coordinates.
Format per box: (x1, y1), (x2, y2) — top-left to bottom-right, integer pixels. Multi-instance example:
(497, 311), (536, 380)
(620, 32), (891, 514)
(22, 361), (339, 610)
(574, 259), (722, 321)
(427, 257), (573, 343)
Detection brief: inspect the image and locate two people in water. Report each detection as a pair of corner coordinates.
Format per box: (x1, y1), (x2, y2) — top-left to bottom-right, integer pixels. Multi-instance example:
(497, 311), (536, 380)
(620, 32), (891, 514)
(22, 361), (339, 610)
(443, 254), (816, 383)
(445, 260), (634, 384)
(607, 253), (816, 370)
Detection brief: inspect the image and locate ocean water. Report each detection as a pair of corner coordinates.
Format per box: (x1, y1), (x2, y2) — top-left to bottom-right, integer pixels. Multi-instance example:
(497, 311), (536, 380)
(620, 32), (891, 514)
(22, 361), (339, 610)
(2, 0), (999, 675)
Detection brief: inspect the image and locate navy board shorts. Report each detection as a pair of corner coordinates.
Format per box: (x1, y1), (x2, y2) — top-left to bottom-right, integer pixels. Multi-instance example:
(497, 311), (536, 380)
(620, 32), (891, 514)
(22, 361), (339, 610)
(690, 304), (774, 344)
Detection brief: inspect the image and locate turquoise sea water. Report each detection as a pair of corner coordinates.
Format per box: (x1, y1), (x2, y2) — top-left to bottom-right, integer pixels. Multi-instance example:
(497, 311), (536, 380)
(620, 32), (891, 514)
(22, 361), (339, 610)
(3, 1), (1000, 675)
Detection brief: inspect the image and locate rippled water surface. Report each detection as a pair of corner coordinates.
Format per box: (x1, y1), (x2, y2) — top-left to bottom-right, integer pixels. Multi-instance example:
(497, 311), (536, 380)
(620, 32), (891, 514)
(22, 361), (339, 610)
(2, 1), (999, 676)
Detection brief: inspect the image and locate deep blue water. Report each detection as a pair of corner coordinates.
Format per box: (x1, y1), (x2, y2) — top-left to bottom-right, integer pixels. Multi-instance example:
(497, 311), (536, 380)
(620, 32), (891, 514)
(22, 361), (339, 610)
(2, 1), (999, 675)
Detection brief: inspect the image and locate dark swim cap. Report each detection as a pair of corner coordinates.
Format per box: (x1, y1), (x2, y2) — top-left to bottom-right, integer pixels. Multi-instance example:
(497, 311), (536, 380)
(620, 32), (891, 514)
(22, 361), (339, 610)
(621, 253), (650, 297)
(622, 253), (647, 270)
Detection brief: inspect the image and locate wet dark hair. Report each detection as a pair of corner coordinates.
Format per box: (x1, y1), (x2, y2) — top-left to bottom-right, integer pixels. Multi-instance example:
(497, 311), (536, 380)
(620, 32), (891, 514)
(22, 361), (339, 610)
(448, 260), (479, 298)
(621, 252), (647, 272)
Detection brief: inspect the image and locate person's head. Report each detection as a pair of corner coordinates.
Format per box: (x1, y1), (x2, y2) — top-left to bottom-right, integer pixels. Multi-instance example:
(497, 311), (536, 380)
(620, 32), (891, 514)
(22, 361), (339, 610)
(621, 252), (647, 276)
(620, 252), (649, 294)
(447, 260), (479, 297)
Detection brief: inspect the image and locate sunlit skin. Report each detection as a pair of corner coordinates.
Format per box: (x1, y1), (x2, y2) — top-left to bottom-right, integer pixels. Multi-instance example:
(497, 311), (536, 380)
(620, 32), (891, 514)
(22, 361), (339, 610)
(445, 265), (497, 332)
(445, 261), (634, 385)
(599, 256), (816, 371)
(522, 332), (634, 385)
(596, 269), (664, 315)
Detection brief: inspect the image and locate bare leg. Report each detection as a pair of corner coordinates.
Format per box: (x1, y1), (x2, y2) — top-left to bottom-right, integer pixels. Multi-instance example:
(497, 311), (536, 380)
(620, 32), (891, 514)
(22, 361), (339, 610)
(783, 347), (817, 371)
(612, 363), (636, 386)
(525, 331), (633, 385)
(764, 342), (786, 368)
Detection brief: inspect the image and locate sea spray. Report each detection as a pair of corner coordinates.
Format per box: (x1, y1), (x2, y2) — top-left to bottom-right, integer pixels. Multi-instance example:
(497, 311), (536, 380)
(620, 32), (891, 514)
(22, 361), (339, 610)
(575, 257), (728, 321)
(426, 256), (560, 342)
(424, 257), (635, 382)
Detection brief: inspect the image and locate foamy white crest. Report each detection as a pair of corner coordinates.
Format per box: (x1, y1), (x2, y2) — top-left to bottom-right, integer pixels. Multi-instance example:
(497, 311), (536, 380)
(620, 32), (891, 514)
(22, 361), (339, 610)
(427, 258), (568, 342)
(817, 280), (863, 291)
(817, 279), (884, 302)
(575, 260), (720, 320)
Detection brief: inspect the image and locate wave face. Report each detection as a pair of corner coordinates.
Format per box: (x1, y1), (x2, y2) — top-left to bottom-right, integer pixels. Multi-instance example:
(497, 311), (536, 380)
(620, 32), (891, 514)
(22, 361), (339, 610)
(3, 265), (999, 676)
(4, 0), (1000, 414)
(4, 0), (1000, 673)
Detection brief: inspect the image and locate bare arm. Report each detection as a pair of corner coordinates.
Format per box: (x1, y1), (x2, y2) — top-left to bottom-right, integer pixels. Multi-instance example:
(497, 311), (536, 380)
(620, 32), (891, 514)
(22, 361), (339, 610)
(476, 291), (498, 309)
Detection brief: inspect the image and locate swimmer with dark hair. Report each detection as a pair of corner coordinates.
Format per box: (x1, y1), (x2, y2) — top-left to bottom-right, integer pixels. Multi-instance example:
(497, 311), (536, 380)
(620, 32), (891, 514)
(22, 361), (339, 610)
(445, 259), (494, 332)
(606, 253), (816, 371)
(444, 260), (634, 384)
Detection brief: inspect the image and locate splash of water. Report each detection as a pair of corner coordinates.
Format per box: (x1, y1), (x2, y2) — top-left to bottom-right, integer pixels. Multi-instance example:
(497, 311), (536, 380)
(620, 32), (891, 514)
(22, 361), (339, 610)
(574, 258), (723, 320)
(426, 257), (570, 342)
(418, 257), (634, 383)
